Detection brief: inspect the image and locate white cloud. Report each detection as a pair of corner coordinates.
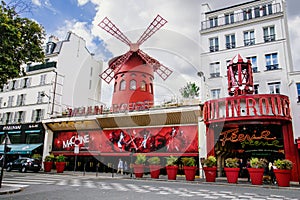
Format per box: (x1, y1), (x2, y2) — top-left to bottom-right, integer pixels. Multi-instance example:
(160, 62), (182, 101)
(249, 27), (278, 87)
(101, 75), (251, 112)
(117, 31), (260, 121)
(77, 0), (89, 6)
(32, 0), (41, 6)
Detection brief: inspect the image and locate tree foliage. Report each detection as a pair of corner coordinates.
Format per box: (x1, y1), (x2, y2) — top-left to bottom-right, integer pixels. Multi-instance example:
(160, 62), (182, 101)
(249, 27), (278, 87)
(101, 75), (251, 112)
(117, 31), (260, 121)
(179, 82), (200, 99)
(0, 0), (45, 87)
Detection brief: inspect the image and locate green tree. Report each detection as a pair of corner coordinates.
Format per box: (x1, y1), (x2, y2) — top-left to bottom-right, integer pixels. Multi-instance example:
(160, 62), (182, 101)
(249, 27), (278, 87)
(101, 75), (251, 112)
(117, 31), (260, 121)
(179, 82), (200, 99)
(0, 0), (45, 87)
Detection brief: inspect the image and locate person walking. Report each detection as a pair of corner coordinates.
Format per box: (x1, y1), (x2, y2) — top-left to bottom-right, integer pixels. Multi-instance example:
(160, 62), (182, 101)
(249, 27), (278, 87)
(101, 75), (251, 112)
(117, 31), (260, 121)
(117, 158), (124, 175)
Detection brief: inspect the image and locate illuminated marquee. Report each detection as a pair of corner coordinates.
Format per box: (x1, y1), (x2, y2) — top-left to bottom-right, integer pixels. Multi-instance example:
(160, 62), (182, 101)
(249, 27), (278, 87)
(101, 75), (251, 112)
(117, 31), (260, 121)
(204, 94), (291, 123)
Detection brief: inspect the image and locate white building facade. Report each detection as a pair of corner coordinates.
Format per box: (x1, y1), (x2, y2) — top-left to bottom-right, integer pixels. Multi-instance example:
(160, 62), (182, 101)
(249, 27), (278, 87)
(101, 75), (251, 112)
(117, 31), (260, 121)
(0, 32), (102, 157)
(200, 0), (300, 139)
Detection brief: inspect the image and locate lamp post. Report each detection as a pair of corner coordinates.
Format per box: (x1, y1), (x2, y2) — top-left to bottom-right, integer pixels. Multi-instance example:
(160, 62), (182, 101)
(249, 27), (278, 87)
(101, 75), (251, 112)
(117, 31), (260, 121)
(197, 71), (207, 179)
(41, 92), (54, 115)
(0, 133), (10, 188)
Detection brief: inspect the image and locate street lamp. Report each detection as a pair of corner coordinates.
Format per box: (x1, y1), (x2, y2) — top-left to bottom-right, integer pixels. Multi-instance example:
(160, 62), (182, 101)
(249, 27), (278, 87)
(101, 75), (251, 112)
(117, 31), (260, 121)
(0, 133), (11, 188)
(41, 92), (54, 115)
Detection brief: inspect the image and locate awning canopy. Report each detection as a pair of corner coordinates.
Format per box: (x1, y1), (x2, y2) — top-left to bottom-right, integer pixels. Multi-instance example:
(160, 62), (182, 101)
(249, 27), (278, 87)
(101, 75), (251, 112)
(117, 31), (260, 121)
(0, 143), (43, 155)
(97, 109), (201, 130)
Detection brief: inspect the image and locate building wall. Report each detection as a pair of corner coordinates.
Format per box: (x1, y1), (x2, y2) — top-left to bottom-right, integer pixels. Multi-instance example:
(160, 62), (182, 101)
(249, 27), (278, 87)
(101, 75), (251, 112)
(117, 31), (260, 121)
(200, 0), (300, 138)
(55, 32), (102, 108)
(0, 31), (103, 125)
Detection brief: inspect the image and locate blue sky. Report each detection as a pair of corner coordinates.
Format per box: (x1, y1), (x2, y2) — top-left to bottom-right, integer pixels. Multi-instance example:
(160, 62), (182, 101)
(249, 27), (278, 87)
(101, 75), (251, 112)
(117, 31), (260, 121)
(10, 0), (300, 105)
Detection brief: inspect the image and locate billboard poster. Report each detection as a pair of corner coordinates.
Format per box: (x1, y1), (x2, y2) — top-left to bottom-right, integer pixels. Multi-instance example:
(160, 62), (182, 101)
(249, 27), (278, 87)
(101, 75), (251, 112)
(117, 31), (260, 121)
(52, 125), (198, 154)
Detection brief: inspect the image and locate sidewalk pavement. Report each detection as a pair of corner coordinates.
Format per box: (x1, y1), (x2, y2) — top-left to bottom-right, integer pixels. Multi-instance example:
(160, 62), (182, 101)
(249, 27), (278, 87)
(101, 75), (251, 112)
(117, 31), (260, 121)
(1, 171), (299, 195)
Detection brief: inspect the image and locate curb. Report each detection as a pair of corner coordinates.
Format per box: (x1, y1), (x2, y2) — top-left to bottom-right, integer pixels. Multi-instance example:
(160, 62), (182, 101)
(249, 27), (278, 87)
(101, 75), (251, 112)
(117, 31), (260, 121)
(0, 185), (23, 195)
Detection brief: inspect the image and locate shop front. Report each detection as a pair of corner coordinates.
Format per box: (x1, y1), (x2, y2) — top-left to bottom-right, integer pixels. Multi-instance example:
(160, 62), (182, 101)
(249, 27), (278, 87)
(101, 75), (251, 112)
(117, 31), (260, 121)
(203, 94), (300, 181)
(44, 107), (201, 173)
(0, 123), (44, 162)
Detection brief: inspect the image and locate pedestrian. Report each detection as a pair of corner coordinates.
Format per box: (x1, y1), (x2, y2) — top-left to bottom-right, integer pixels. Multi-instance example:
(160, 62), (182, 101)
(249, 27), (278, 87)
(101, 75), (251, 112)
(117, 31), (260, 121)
(117, 158), (124, 175)
(124, 161), (128, 175)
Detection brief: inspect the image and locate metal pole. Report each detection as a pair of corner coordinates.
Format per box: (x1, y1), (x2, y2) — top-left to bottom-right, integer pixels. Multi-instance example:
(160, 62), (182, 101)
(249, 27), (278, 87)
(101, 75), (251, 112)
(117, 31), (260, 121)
(51, 70), (58, 115)
(130, 152), (133, 178)
(0, 133), (8, 188)
(73, 155), (77, 174)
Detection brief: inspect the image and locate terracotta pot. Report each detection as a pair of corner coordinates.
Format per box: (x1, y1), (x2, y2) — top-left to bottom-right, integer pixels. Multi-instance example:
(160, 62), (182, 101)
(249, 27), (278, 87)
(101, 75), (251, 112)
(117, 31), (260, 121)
(203, 167), (217, 182)
(55, 162), (65, 173)
(274, 169), (291, 187)
(133, 164), (144, 178)
(166, 166), (178, 180)
(183, 166), (197, 181)
(149, 165), (161, 179)
(248, 168), (264, 185)
(224, 168), (239, 183)
(43, 161), (53, 172)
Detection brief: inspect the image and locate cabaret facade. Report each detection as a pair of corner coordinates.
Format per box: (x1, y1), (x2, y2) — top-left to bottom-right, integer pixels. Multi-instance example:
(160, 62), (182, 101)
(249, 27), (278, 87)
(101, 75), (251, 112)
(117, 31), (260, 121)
(203, 54), (300, 182)
(42, 105), (202, 172)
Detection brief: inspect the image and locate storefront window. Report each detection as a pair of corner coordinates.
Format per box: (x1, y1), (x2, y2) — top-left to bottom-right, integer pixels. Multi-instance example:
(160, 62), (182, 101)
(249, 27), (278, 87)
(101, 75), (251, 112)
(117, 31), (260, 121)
(26, 133), (43, 144)
(8, 133), (22, 144)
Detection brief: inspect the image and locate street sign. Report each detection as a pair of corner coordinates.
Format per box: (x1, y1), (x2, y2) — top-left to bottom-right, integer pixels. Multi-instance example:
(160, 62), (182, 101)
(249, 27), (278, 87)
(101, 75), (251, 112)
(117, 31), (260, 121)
(74, 145), (79, 154)
(74, 138), (80, 146)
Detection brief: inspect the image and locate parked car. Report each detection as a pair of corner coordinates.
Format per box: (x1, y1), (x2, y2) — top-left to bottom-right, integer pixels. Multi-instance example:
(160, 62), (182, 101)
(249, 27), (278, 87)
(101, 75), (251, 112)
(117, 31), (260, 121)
(6, 157), (41, 173)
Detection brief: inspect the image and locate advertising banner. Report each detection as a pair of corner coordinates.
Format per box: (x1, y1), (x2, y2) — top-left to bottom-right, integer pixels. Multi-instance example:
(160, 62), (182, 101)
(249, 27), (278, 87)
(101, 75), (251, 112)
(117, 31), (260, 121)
(52, 125), (198, 154)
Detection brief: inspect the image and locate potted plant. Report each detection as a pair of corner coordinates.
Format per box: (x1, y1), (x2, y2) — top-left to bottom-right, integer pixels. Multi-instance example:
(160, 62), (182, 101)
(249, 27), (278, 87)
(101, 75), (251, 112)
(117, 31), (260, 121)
(165, 156), (179, 180)
(133, 153), (146, 178)
(55, 154), (66, 173)
(273, 159), (293, 187)
(224, 157), (240, 183)
(202, 156), (217, 182)
(181, 157), (197, 181)
(248, 158), (268, 185)
(43, 154), (55, 172)
(147, 156), (161, 179)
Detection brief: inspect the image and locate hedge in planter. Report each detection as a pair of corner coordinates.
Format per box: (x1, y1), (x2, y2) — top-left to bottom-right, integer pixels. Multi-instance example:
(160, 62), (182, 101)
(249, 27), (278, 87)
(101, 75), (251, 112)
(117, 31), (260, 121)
(248, 158), (268, 185)
(165, 156), (179, 180)
(55, 154), (66, 173)
(134, 154), (146, 178)
(181, 157), (197, 181)
(43, 154), (55, 172)
(224, 158), (240, 183)
(273, 159), (293, 187)
(202, 156), (217, 182)
(147, 157), (161, 179)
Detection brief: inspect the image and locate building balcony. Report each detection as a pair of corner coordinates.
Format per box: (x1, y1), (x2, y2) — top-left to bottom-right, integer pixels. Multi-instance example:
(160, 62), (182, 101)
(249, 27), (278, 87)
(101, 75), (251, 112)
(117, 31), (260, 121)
(209, 46), (219, 52)
(264, 34), (276, 42)
(27, 61), (57, 72)
(210, 73), (220, 78)
(244, 39), (255, 46)
(226, 42), (236, 49)
(201, 3), (282, 31)
(266, 64), (279, 71)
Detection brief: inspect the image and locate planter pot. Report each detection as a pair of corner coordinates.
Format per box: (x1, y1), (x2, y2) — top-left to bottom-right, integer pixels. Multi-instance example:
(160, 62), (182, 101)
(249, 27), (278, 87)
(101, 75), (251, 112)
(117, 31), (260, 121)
(247, 168), (264, 185)
(166, 166), (178, 180)
(149, 165), (161, 179)
(183, 166), (197, 181)
(55, 162), (65, 173)
(224, 168), (239, 183)
(43, 161), (53, 172)
(274, 169), (291, 187)
(133, 164), (144, 178)
(203, 167), (217, 182)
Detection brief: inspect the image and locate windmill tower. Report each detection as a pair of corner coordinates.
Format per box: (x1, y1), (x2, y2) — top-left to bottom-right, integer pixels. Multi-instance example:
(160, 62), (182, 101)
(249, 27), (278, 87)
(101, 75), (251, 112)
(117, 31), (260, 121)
(98, 15), (172, 111)
(227, 54), (254, 96)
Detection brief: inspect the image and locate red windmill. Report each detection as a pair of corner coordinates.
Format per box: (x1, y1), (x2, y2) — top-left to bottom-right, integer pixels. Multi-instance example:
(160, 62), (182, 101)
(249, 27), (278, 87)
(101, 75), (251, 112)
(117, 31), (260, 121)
(98, 15), (172, 112)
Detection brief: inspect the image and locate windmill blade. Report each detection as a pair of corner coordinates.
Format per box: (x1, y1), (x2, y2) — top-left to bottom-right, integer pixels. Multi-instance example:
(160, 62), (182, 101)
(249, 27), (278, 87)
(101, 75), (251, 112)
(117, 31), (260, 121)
(136, 15), (167, 46)
(98, 17), (132, 46)
(137, 50), (172, 80)
(100, 51), (133, 84)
